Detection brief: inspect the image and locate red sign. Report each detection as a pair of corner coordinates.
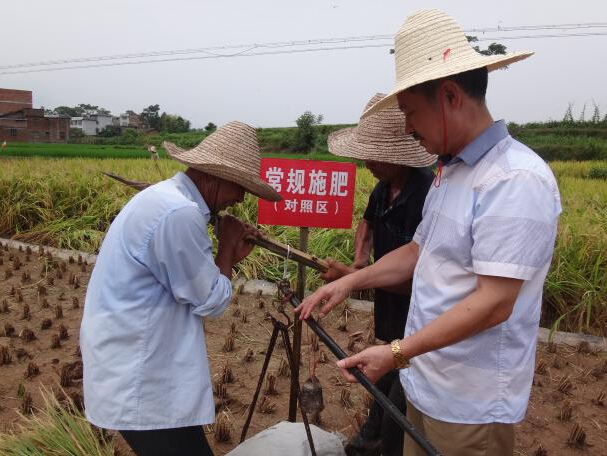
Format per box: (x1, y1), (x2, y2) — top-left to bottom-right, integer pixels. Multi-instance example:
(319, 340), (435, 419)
(258, 158), (356, 229)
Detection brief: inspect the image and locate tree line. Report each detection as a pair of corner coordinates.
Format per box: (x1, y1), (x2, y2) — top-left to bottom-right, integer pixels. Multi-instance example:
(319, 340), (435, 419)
(45, 103), (214, 135)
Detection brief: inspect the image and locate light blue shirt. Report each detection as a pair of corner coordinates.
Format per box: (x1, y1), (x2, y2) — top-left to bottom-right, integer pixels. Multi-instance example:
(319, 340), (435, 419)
(80, 172), (232, 430)
(401, 121), (562, 424)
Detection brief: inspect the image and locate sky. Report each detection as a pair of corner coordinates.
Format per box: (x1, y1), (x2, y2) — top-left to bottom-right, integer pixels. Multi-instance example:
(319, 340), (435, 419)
(3, 1), (607, 129)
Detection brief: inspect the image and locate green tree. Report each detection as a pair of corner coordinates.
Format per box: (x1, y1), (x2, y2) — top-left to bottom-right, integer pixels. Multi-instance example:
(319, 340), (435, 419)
(76, 104), (110, 116)
(294, 111), (323, 152)
(53, 106), (82, 117)
(563, 102), (574, 123)
(204, 122), (217, 132)
(578, 103), (587, 122)
(51, 104), (111, 117)
(140, 104), (161, 130)
(69, 128), (85, 141)
(465, 36), (507, 56)
(97, 125), (121, 137)
(159, 112), (191, 133)
(591, 102), (601, 123)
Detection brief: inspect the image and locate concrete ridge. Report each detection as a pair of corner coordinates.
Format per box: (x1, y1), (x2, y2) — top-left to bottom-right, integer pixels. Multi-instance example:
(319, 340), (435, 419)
(0, 238), (97, 264)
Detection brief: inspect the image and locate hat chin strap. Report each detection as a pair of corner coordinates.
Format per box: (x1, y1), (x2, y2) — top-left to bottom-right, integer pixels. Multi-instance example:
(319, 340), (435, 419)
(433, 88), (448, 188)
(440, 86), (448, 156)
(207, 177), (222, 224)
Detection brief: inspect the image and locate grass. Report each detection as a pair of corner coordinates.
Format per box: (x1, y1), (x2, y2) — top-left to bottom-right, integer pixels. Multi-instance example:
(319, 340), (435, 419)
(0, 142), (165, 159)
(0, 389), (114, 455)
(0, 157), (605, 335)
(542, 167), (607, 334)
(0, 142), (357, 164)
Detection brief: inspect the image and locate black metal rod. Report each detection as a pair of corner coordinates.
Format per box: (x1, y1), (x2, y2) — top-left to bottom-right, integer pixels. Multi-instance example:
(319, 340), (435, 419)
(240, 318), (317, 456)
(240, 324), (280, 443)
(282, 289), (441, 456)
(280, 324), (317, 456)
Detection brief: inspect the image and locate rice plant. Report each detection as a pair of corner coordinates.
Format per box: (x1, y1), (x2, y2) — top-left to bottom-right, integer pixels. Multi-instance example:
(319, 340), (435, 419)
(0, 157), (606, 335)
(0, 388), (115, 455)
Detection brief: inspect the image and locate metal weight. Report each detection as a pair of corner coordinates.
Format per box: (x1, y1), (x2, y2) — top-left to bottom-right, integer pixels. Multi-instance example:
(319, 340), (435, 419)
(300, 375), (324, 415)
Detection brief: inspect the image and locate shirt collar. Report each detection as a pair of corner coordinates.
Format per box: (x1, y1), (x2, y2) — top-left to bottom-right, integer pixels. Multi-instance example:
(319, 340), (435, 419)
(449, 120), (509, 167)
(172, 172), (210, 216)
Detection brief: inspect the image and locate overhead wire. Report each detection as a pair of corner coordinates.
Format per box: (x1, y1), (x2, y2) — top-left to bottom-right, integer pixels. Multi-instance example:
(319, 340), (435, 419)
(1, 22), (606, 76)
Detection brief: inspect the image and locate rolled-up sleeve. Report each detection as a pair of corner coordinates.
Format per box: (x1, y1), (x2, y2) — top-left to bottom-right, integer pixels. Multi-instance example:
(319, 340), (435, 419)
(471, 170), (561, 280)
(146, 206), (231, 317)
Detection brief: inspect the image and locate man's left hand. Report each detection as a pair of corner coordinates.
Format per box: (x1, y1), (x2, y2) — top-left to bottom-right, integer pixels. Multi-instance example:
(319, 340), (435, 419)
(336, 344), (395, 383)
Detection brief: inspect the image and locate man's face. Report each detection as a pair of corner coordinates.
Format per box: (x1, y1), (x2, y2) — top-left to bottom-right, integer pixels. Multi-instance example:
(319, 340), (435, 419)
(364, 160), (401, 181)
(397, 89), (443, 155)
(215, 180), (245, 212)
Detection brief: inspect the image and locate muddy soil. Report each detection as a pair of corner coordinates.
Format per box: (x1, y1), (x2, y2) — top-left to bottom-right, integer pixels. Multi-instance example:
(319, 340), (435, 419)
(0, 243), (605, 455)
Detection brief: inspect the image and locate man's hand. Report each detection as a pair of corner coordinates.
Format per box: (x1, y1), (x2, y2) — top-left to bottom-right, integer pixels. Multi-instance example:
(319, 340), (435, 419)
(232, 223), (262, 264)
(320, 259), (355, 283)
(294, 276), (352, 319)
(336, 344), (395, 383)
(298, 242), (419, 320)
(216, 215), (262, 264)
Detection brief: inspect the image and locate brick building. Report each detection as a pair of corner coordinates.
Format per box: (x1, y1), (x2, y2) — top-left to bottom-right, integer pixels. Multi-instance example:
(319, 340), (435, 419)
(119, 110), (142, 129)
(0, 88), (70, 143)
(0, 88), (32, 114)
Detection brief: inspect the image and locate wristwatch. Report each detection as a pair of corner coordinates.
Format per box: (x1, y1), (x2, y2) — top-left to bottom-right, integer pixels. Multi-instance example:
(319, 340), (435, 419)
(390, 339), (410, 369)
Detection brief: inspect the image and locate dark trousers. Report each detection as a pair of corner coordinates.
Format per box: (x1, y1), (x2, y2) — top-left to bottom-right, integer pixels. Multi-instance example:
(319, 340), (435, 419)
(119, 426), (213, 456)
(368, 370), (407, 456)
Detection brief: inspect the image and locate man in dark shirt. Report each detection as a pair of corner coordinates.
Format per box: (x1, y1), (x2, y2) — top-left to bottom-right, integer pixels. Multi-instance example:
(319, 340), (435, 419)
(323, 94), (435, 456)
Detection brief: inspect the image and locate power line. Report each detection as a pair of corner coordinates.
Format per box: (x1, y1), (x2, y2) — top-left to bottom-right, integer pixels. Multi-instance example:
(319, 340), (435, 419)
(477, 31), (607, 40)
(0, 35), (394, 71)
(466, 22), (607, 33)
(0, 44), (392, 75)
(1, 24), (606, 76)
(4, 22), (607, 71)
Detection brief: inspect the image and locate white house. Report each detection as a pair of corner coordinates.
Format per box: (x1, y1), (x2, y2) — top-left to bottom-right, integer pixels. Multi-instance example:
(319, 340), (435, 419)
(91, 114), (113, 133)
(70, 114), (114, 135)
(70, 117), (97, 136)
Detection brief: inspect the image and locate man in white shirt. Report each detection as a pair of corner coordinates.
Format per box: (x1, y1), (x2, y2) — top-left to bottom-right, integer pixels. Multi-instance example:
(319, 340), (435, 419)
(81, 121), (281, 456)
(296, 10), (561, 456)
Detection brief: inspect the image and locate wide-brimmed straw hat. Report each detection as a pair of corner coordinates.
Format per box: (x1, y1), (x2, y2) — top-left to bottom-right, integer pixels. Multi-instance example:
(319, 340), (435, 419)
(362, 9), (534, 118)
(328, 93), (436, 167)
(163, 121), (281, 202)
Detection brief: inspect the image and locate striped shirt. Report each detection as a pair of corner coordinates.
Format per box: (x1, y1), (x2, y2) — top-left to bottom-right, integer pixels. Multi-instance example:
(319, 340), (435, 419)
(400, 121), (562, 424)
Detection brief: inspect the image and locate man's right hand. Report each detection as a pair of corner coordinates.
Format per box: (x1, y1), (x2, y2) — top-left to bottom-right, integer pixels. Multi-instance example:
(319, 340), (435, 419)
(294, 276), (352, 320)
(320, 259), (355, 283)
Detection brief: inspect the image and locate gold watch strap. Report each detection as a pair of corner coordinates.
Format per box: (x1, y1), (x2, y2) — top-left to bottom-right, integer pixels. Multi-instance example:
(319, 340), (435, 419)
(391, 339), (409, 369)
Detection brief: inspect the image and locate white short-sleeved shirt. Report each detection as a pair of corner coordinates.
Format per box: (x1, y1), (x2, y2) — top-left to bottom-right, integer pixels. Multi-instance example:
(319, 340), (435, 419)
(80, 172), (232, 430)
(400, 121), (562, 424)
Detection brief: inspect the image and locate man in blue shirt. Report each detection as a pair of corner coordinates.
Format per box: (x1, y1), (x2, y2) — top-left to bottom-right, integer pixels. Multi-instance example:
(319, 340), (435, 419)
(80, 121), (281, 456)
(297, 10), (560, 456)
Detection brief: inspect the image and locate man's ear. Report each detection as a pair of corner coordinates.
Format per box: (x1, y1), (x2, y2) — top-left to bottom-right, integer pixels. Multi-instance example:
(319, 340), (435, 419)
(441, 80), (461, 107)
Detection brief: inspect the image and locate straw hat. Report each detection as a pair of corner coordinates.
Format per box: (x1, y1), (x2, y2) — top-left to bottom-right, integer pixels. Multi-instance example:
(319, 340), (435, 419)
(328, 93), (436, 167)
(362, 9), (534, 118)
(163, 121), (281, 201)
